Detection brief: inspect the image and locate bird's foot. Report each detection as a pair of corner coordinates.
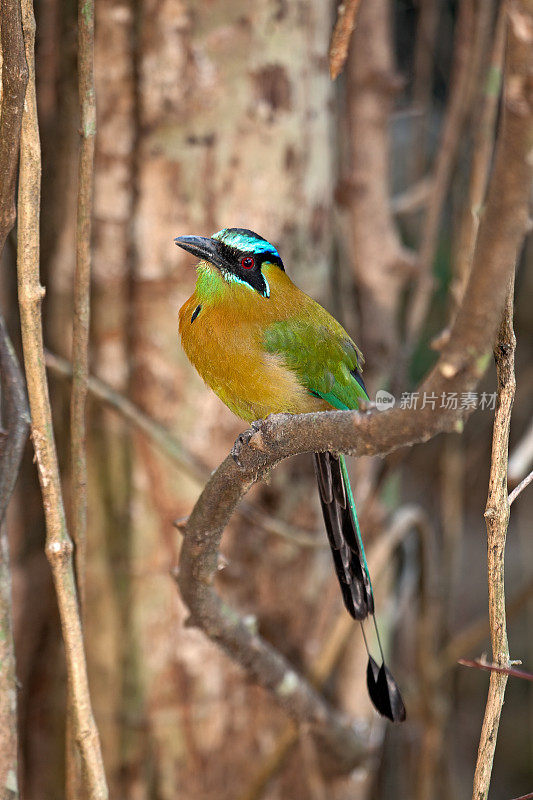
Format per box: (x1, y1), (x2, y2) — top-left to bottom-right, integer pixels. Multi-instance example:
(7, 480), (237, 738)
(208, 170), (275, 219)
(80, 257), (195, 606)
(231, 420), (264, 467)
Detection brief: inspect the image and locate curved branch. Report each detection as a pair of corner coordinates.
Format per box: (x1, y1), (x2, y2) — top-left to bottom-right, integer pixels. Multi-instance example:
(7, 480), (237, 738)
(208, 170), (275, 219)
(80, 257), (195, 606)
(177, 1), (533, 775)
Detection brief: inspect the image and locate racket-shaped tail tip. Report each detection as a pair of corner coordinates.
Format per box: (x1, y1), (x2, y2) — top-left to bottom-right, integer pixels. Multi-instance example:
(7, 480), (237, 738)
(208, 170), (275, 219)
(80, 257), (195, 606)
(366, 656), (407, 723)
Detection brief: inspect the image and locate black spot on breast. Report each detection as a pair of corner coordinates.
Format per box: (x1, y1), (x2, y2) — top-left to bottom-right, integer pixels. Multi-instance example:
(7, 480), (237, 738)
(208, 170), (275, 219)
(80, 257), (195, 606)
(191, 305), (201, 324)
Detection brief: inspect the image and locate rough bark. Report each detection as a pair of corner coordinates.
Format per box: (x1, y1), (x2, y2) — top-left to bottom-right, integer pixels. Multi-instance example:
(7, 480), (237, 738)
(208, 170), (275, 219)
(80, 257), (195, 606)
(471, 281), (514, 799)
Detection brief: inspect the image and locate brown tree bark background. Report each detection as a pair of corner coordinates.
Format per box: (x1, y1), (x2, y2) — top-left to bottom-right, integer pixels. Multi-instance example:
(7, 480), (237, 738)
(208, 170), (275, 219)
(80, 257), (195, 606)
(1, 1), (532, 799)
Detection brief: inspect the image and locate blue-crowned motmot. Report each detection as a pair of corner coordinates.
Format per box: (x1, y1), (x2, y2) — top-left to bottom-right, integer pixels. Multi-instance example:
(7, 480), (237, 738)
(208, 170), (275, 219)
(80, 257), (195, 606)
(176, 228), (406, 722)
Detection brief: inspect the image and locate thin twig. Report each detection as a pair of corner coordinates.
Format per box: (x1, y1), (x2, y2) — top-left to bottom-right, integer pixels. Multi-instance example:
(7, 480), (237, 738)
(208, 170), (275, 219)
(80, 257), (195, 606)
(410, 0), (439, 180)
(471, 277), (515, 800)
(346, 0), (415, 379)
(67, 0), (96, 791)
(16, 2), (108, 797)
(238, 726), (297, 800)
(414, 505), (442, 800)
(439, 576), (533, 676)
(407, 0), (476, 342)
(452, 2), (506, 315)
(328, 0), (361, 80)
(464, 0), (498, 118)
(299, 732), (328, 800)
(176, 5), (533, 773)
(47, 349), (207, 481)
(508, 469), (533, 506)
(459, 658), (533, 682)
(391, 176), (432, 216)
(70, 0), (96, 618)
(440, 436), (465, 631)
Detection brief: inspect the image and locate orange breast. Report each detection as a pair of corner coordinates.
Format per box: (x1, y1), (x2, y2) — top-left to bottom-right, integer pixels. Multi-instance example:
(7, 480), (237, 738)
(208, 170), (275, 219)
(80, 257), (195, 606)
(178, 266), (329, 422)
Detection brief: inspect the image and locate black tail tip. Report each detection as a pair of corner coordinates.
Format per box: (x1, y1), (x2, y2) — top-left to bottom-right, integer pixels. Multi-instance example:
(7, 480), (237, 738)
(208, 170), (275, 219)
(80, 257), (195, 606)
(366, 657), (406, 723)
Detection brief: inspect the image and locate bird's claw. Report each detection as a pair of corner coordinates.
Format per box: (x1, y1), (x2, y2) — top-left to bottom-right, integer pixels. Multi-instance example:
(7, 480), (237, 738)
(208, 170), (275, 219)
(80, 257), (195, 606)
(231, 420), (263, 467)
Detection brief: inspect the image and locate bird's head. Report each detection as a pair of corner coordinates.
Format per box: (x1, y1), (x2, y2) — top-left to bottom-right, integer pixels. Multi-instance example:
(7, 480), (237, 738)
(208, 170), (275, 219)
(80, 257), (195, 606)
(174, 228), (285, 299)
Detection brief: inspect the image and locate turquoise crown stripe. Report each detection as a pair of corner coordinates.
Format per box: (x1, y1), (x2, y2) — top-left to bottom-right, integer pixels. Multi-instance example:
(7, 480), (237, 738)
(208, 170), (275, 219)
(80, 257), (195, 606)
(212, 228), (281, 259)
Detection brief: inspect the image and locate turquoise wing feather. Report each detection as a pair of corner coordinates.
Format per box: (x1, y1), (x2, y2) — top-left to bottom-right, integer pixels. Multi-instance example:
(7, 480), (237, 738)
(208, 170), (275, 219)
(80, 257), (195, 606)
(263, 318), (368, 410)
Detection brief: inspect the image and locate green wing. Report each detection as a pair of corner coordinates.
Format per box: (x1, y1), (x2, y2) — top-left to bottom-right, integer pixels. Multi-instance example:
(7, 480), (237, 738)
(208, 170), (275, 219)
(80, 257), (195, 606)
(263, 317), (368, 410)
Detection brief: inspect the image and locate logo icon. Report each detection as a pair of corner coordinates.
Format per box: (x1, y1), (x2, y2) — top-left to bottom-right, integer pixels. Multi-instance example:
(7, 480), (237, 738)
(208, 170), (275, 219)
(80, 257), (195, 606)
(375, 390), (396, 411)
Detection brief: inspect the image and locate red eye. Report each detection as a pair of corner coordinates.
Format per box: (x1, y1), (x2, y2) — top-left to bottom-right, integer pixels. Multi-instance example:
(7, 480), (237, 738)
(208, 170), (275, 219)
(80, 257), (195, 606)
(241, 256), (254, 269)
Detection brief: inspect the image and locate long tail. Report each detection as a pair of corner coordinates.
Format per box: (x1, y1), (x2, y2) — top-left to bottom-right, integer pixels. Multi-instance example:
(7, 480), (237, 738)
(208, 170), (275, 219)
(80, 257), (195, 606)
(313, 451), (406, 723)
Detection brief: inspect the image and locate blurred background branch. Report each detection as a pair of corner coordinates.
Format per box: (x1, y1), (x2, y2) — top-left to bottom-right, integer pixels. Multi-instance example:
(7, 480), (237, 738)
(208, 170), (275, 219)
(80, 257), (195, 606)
(509, 421), (533, 483)
(65, 0), (96, 792)
(509, 469), (533, 506)
(406, 0), (477, 346)
(328, 0), (361, 80)
(70, 0), (96, 624)
(346, 0), (416, 384)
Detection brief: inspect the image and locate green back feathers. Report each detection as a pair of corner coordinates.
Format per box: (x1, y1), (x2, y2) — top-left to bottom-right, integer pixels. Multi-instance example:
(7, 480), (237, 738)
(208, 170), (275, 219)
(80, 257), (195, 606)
(263, 318), (368, 411)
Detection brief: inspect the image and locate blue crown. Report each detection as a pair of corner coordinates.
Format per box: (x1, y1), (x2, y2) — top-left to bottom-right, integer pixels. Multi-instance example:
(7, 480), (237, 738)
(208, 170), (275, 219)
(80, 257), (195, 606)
(212, 228), (281, 260)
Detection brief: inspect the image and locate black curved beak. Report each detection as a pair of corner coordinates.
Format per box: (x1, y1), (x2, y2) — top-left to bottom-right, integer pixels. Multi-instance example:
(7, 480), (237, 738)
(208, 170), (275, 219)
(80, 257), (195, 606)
(174, 235), (227, 270)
